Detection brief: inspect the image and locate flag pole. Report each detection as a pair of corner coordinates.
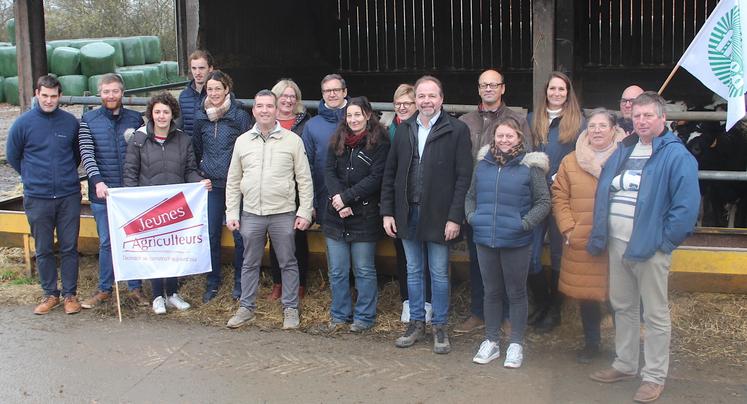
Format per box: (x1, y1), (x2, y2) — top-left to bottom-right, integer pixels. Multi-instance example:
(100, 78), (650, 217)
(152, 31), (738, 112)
(658, 64), (681, 95)
(114, 281), (122, 322)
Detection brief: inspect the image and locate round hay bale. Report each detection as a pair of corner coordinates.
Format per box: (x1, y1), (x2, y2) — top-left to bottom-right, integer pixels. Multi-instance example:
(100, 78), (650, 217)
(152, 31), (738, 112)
(116, 69), (145, 91)
(0, 76), (5, 102)
(118, 64), (160, 86)
(154, 62), (168, 84)
(50, 46), (81, 76)
(47, 40), (71, 49)
(160, 61), (180, 82)
(120, 37), (145, 66)
(6, 18), (14, 45)
(57, 75), (88, 96)
(4, 76), (18, 105)
(139, 36), (161, 64)
(88, 74), (106, 96)
(101, 38), (124, 67)
(0, 46), (16, 77)
(80, 42), (116, 77)
(45, 44), (53, 65)
(68, 39), (97, 49)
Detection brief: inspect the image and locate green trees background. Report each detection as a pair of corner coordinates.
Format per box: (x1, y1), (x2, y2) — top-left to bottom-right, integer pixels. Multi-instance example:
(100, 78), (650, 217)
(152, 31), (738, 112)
(0, 0), (176, 60)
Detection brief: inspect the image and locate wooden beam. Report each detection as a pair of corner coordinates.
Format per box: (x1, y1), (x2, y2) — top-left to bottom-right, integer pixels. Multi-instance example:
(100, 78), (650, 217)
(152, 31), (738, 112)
(532, 0), (555, 114)
(14, 0), (47, 112)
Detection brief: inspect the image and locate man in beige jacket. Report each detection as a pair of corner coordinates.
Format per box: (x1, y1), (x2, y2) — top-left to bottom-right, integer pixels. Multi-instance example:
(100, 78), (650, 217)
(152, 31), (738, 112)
(224, 89), (313, 330)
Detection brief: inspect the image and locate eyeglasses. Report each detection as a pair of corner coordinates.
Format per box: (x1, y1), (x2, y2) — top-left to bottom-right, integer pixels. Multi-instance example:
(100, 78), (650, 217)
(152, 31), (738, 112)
(322, 88), (345, 95)
(620, 98), (636, 104)
(279, 94), (297, 100)
(394, 101), (415, 109)
(478, 82), (504, 90)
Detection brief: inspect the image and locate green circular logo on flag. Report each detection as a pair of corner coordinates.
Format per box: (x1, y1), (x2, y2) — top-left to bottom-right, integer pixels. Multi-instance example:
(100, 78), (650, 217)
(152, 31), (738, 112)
(708, 6), (744, 97)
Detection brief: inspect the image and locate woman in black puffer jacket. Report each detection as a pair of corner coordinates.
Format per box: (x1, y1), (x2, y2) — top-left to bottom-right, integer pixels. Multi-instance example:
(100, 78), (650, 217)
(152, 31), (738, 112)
(321, 96), (389, 333)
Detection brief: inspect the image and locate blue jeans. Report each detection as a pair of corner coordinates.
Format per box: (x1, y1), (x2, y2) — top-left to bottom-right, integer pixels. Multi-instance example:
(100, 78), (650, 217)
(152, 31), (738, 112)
(91, 202), (141, 292)
(23, 194), (80, 297)
(325, 238), (378, 326)
(401, 206), (450, 326)
(206, 187), (244, 290)
(530, 214), (563, 274)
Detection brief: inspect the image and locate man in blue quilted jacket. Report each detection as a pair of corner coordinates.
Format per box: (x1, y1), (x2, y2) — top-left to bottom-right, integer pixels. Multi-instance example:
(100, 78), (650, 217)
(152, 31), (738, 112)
(179, 50), (214, 137)
(78, 73), (146, 309)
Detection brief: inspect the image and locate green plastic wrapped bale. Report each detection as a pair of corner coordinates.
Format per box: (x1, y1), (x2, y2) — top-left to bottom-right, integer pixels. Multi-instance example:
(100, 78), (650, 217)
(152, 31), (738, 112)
(118, 65), (160, 86)
(121, 37), (145, 66)
(160, 61), (179, 82)
(101, 38), (124, 66)
(154, 62), (167, 84)
(6, 18), (14, 45)
(68, 39), (97, 49)
(116, 69), (145, 90)
(4, 76), (18, 105)
(45, 44), (53, 65)
(47, 40), (71, 49)
(80, 42), (116, 77)
(139, 36), (161, 64)
(57, 75), (88, 96)
(0, 46), (16, 77)
(50, 47), (81, 76)
(170, 75), (189, 84)
(0, 42), (11, 47)
(0, 76), (5, 103)
(88, 74), (106, 95)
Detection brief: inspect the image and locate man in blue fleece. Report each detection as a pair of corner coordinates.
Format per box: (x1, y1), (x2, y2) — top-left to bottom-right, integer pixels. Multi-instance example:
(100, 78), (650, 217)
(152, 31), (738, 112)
(301, 74), (348, 224)
(588, 92), (699, 403)
(6, 75), (82, 315)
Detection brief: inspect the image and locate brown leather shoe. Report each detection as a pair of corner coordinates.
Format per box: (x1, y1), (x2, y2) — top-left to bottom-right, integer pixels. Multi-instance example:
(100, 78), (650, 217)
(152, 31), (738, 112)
(64, 296), (82, 314)
(453, 315), (485, 333)
(34, 295), (60, 315)
(129, 288), (150, 307)
(589, 367), (637, 383)
(268, 283), (282, 301)
(81, 291), (111, 309)
(633, 381), (664, 403)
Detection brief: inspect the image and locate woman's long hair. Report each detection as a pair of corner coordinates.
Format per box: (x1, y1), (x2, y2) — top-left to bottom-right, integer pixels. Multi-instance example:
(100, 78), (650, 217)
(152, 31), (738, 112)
(330, 96), (387, 156)
(531, 71), (583, 147)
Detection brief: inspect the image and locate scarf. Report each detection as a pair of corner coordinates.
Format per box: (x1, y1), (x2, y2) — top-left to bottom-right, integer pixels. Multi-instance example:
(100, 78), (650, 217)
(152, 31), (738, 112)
(205, 95), (231, 122)
(491, 142), (525, 166)
(345, 130), (367, 148)
(574, 126), (626, 178)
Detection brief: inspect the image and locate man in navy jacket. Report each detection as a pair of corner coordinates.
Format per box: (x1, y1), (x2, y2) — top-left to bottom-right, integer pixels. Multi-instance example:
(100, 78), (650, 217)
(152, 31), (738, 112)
(179, 50), (214, 137)
(6, 75), (82, 315)
(588, 92), (699, 403)
(78, 73), (146, 309)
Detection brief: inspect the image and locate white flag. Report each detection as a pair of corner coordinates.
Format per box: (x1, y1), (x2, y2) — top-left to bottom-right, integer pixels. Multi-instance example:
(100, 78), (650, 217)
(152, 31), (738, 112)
(107, 182), (211, 281)
(679, 0), (747, 130)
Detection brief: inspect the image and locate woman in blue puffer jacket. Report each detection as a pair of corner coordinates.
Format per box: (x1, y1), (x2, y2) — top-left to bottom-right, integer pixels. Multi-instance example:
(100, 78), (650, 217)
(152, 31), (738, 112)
(465, 117), (551, 369)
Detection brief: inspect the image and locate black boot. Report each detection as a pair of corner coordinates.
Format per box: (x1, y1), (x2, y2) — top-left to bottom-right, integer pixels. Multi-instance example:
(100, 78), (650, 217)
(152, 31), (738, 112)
(527, 272), (550, 325)
(536, 270), (562, 333)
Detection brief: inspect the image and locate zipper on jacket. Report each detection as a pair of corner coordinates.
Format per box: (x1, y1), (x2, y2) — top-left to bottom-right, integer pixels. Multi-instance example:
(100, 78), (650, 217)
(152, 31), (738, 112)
(491, 166), (502, 248)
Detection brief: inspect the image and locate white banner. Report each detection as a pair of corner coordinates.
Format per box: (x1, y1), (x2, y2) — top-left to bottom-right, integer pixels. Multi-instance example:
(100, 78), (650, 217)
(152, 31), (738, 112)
(679, 0), (747, 130)
(107, 182), (211, 281)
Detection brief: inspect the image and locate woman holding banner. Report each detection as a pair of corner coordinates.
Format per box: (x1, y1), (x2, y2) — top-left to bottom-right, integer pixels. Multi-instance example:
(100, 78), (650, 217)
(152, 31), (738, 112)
(123, 92), (211, 314)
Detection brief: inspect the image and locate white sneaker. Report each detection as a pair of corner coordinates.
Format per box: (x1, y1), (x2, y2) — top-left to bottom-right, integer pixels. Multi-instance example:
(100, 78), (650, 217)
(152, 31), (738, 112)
(472, 339), (500, 364)
(504, 343), (524, 368)
(283, 307), (300, 329)
(166, 293), (191, 311)
(152, 296), (166, 315)
(425, 302), (433, 324)
(401, 300), (410, 323)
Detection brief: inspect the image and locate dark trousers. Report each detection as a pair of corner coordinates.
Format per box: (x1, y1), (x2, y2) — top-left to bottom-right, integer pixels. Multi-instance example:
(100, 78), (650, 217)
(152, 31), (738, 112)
(206, 187), (244, 290)
(394, 237), (431, 303)
(151, 277), (178, 298)
(270, 229), (309, 287)
(580, 300), (603, 346)
(24, 194), (81, 297)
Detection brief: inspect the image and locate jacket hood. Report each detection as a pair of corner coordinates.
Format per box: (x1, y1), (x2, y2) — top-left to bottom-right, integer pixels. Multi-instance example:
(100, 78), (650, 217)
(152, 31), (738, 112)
(317, 98), (347, 123)
(575, 126), (626, 178)
(521, 151), (550, 173)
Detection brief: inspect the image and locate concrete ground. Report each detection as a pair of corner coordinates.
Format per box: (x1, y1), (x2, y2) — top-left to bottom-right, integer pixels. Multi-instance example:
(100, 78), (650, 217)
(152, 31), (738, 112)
(0, 305), (744, 404)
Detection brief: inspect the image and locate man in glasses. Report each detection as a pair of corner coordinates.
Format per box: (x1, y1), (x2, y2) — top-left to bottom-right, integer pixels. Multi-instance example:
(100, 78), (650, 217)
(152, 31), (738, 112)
(453, 68), (532, 334)
(301, 74), (349, 224)
(618, 85), (645, 136)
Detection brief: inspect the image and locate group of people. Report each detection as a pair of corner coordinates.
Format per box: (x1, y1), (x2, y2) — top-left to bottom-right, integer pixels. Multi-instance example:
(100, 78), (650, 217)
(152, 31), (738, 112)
(6, 48), (701, 403)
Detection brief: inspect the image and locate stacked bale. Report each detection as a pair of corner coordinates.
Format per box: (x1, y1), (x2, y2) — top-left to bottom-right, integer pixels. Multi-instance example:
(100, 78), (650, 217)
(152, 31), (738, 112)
(4, 76), (18, 105)
(58, 75), (88, 96)
(120, 37), (145, 66)
(0, 46), (16, 77)
(50, 46), (81, 76)
(6, 18), (14, 45)
(80, 42), (116, 77)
